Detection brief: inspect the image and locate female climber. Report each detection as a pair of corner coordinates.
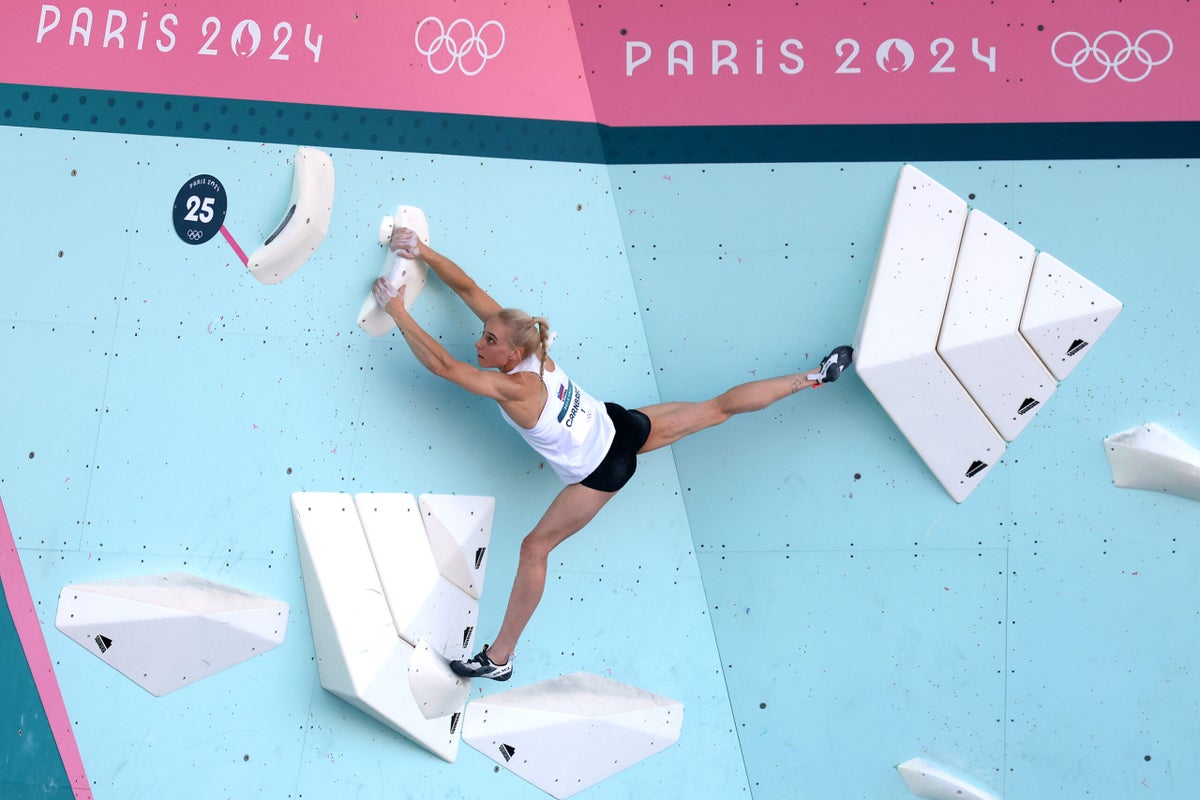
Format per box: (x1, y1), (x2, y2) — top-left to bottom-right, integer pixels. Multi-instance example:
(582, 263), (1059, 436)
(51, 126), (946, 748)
(372, 227), (853, 681)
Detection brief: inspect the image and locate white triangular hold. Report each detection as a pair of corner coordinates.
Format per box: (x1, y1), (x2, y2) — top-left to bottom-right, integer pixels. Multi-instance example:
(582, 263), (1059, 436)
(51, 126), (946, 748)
(1104, 423), (1200, 502)
(855, 165), (967, 365)
(358, 205), (431, 336)
(857, 354), (1005, 502)
(409, 639), (472, 720)
(246, 146), (335, 285)
(938, 210), (1058, 442)
(464, 672), (683, 799)
(855, 166), (1006, 501)
(897, 757), (1000, 800)
(1020, 251), (1122, 381)
(55, 573), (287, 697)
(354, 493), (478, 660)
(418, 494), (495, 599)
(291, 491), (466, 762)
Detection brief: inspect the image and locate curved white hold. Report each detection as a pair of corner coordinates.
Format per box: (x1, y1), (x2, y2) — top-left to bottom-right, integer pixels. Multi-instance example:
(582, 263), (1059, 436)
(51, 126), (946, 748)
(1104, 423), (1200, 501)
(246, 146), (335, 285)
(358, 205), (430, 337)
(897, 757), (1000, 800)
(378, 215), (395, 245)
(408, 639), (471, 720)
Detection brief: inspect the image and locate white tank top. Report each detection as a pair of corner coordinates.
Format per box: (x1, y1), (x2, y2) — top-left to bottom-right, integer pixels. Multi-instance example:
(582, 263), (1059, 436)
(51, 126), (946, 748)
(498, 352), (616, 484)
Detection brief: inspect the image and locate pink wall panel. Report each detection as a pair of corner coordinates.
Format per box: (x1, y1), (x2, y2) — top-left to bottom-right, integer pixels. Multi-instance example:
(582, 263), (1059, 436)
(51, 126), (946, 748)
(574, 0), (1194, 126)
(2, 1), (1193, 127)
(0, 0), (595, 122)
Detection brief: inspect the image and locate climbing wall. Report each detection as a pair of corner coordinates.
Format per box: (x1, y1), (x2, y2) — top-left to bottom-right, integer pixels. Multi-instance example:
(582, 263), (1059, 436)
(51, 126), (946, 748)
(3, 2), (1199, 798)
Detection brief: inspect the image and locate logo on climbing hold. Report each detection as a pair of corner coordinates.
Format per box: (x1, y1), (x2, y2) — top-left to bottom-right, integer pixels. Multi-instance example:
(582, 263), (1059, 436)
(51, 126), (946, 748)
(499, 743), (517, 762)
(450, 713), (461, 735)
(474, 546), (487, 569)
(965, 460), (988, 478)
(1017, 398), (1040, 415)
(462, 626), (474, 649)
(1067, 338), (1089, 356)
(94, 634), (113, 653)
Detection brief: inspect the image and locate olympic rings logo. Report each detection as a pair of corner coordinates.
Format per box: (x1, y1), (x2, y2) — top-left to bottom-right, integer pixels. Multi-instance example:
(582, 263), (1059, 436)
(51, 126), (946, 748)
(186, 229), (205, 241)
(1051, 30), (1173, 83)
(415, 16), (506, 76)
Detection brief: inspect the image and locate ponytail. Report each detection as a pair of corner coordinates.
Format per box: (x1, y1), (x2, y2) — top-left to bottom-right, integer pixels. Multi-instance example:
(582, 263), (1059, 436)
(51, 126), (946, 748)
(532, 317), (552, 377)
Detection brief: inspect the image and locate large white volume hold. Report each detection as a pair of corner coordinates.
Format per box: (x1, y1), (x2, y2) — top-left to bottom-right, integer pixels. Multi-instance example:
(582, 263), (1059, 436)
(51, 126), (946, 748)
(1104, 423), (1200, 501)
(291, 491), (466, 761)
(358, 205), (431, 336)
(854, 165), (1006, 502)
(246, 146), (335, 285)
(937, 209), (1057, 442)
(353, 492), (478, 661)
(55, 573), (288, 696)
(464, 672), (683, 799)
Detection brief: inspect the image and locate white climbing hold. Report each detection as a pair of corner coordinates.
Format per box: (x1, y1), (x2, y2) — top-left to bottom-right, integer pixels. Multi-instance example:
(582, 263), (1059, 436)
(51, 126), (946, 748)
(1104, 423), (1200, 502)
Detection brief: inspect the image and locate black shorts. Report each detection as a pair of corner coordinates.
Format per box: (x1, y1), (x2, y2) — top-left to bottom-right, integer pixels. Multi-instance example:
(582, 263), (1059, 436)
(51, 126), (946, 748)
(579, 402), (652, 493)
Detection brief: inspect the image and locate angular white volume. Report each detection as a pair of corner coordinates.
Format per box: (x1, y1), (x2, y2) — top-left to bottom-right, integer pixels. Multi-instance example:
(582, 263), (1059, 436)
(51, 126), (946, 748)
(358, 205), (431, 336)
(897, 757), (1000, 800)
(354, 492), (478, 660)
(937, 210), (1057, 442)
(418, 493), (495, 599)
(247, 146), (335, 285)
(856, 165), (1120, 501)
(1020, 251), (1122, 381)
(54, 573), (288, 697)
(409, 639), (473, 720)
(464, 672), (683, 799)
(1104, 423), (1200, 502)
(291, 492), (467, 761)
(854, 165), (1006, 502)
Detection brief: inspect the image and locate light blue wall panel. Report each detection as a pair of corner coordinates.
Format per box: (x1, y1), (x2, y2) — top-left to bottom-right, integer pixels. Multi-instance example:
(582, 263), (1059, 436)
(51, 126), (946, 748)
(1005, 538), (1200, 797)
(614, 157), (1199, 800)
(1, 126), (745, 799)
(701, 548), (1007, 798)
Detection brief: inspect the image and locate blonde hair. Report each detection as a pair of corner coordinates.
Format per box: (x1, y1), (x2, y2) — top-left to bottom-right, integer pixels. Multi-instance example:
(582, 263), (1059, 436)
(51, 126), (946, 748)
(497, 308), (551, 376)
